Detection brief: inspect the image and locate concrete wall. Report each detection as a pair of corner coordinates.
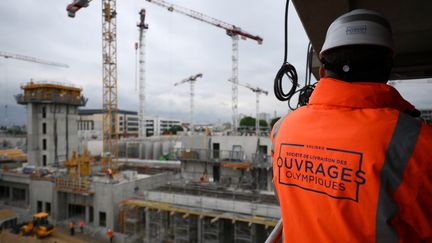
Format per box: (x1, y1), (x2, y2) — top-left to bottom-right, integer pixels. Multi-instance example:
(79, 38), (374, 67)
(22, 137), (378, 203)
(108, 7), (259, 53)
(29, 180), (55, 219)
(26, 103), (79, 167)
(92, 172), (174, 231)
(180, 135), (210, 150)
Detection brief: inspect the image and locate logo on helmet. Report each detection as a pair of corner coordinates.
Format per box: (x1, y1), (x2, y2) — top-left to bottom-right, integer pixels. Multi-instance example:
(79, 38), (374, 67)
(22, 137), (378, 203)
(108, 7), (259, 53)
(346, 25), (367, 35)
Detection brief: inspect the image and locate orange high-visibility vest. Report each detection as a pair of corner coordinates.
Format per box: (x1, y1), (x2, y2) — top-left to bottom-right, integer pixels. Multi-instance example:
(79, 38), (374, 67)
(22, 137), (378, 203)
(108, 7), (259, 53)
(272, 78), (432, 242)
(107, 229), (113, 238)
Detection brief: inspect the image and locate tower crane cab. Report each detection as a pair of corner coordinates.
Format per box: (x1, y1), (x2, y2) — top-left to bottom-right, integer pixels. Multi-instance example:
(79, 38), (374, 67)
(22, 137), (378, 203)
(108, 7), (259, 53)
(66, 0), (92, 17)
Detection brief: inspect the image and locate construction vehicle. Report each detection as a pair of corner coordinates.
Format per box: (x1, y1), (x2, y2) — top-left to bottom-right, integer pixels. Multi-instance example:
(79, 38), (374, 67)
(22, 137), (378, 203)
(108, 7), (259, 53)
(21, 212), (54, 238)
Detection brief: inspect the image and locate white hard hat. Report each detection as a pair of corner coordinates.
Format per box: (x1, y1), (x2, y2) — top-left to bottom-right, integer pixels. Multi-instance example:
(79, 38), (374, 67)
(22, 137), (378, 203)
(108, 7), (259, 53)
(320, 9), (394, 58)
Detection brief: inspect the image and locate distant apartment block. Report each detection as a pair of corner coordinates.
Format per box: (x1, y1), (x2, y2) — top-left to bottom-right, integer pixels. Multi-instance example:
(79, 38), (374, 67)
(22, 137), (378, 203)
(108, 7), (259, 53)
(78, 109), (139, 139)
(144, 116), (182, 137)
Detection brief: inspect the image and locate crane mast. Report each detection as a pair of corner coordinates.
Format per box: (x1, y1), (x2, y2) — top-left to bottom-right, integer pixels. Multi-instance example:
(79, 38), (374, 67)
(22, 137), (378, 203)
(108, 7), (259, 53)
(0, 51), (69, 68)
(174, 73), (203, 133)
(229, 79), (268, 136)
(145, 0), (263, 135)
(137, 9), (149, 138)
(67, 0), (119, 172)
(101, 0), (118, 172)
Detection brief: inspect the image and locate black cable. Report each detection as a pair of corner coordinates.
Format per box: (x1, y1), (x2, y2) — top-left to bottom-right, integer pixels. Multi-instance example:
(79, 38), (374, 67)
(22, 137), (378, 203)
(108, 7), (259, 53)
(274, 0), (317, 110)
(273, 0), (298, 106)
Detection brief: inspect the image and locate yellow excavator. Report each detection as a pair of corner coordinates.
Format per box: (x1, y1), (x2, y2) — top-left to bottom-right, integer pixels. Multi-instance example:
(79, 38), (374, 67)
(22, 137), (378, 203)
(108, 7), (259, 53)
(21, 212), (54, 238)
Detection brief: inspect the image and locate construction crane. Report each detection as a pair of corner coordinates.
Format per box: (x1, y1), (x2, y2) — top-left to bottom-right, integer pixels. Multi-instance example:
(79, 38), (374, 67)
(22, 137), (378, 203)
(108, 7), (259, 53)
(145, 0), (263, 135)
(228, 79), (268, 136)
(0, 51), (69, 68)
(174, 73), (203, 132)
(66, 0), (119, 173)
(137, 9), (149, 138)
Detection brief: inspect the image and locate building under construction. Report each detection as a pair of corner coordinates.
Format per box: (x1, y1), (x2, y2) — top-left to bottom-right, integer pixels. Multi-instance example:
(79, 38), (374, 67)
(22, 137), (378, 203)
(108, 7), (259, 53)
(0, 80), (279, 242)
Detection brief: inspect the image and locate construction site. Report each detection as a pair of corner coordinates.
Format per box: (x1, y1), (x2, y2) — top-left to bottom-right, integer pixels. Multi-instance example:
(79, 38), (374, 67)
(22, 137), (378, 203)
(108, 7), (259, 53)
(0, 78), (279, 242)
(1, 0), (432, 242)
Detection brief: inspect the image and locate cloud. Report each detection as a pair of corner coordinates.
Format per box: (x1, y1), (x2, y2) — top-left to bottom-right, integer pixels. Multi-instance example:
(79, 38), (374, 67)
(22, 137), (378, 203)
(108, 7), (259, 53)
(0, 0), (430, 127)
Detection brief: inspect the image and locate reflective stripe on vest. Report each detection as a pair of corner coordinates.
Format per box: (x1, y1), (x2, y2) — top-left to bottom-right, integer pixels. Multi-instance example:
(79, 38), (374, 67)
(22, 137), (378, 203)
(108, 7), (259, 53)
(271, 117), (285, 155)
(376, 112), (421, 243)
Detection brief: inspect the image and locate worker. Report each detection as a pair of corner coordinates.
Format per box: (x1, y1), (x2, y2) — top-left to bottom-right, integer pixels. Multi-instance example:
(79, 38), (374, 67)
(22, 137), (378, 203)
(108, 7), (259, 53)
(107, 168), (113, 179)
(69, 221), (75, 236)
(272, 9), (432, 242)
(79, 220), (84, 233)
(107, 228), (114, 243)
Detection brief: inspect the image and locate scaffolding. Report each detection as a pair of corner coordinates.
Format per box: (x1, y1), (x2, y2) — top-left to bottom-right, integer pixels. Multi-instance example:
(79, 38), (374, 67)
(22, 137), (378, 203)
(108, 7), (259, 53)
(121, 199), (277, 227)
(15, 81), (87, 106)
(235, 221), (253, 243)
(54, 177), (93, 195)
(202, 217), (221, 243)
(120, 199), (276, 242)
(174, 213), (197, 243)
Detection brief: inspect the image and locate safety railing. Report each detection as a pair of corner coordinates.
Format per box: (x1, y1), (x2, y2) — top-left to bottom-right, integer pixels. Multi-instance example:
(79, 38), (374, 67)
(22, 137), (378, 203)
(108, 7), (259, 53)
(251, 153), (272, 165)
(265, 219), (283, 243)
(14, 93), (87, 106)
(55, 177), (93, 194)
(168, 148), (247, 163)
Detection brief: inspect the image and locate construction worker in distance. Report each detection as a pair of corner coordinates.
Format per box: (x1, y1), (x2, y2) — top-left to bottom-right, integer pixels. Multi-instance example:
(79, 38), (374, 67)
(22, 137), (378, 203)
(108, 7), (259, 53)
(272, 9), (432, 242)
(69, 220), (75, 236)
(107, 168), (113, 179)
(107, 228), (114, 243)
(79, 220), (84, 233)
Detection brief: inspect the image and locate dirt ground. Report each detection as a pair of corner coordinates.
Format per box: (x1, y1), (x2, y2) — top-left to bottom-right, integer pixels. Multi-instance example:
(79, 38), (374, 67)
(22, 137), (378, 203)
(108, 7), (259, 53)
(0, 225), (106, 243)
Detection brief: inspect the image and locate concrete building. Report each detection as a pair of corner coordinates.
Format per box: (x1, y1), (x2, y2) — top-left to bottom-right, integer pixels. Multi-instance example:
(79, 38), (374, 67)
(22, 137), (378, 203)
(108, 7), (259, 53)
(420, 109), (432, 124)
(78, 109), (139, 139)
(117, 134), (278, 242)
(143, 116), (182, 137)
(15, 81), (87, 167)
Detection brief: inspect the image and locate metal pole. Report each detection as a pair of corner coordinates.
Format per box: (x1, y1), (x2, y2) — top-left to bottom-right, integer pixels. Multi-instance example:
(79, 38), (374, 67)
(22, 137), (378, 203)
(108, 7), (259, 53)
(265, 219), (283, 243)
(231, 35), (239, 135)
(256, 92), (259, 136)
(190, 81), (195, 133)
(138, 28), (147, 138)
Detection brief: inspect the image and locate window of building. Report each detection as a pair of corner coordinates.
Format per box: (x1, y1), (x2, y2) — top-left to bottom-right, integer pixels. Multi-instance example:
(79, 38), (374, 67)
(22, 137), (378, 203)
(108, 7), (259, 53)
(45, 202), (51, 214)
(12, 188), (25, 201)
(42, 123), (47, 134)
(42, 107), (46, 118)
(0, 186), (9, 199)
(99, 211), (106, 227)
(42, 155), (47, 166)
(42, 139), (47, 150)
(37, 201), (43, 213)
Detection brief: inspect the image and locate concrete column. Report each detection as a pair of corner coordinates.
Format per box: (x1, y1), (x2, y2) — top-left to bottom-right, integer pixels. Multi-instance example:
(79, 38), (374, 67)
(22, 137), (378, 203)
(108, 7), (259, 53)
(8, 187), (12, 202)
(145, 209), (150, 243)
(139, 143), (143, 159)
(85, 206), (90, 223)
(267, 168), (273, 191)
(197, 216), (202, 243)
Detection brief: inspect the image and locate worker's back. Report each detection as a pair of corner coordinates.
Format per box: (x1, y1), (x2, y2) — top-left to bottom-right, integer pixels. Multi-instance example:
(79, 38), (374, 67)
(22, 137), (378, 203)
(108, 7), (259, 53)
(272, 78), (432, 242)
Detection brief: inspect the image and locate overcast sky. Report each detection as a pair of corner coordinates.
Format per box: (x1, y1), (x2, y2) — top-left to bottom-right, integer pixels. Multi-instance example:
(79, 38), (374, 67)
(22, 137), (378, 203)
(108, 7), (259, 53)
(0, 0), (431, 126)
